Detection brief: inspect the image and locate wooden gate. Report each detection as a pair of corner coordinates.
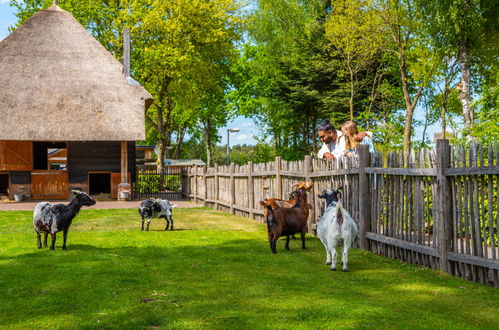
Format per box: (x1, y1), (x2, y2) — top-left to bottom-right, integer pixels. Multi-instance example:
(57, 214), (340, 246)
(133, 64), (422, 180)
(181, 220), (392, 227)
(31, 170), (68, 200)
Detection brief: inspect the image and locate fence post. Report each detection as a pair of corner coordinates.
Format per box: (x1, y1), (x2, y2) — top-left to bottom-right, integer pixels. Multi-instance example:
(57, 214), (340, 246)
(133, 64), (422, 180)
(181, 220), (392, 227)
(248, 161), (254, 219)
(203, 166), (207, 205)
(214, 163), (219, 210)
(304, 155), (315, 233)
(436, 139), (452, 273)
(275, 156), (282, 198)
(358, 145), (371, 250)
(229, 162), (235, 214)
(193, 165), (198, 204)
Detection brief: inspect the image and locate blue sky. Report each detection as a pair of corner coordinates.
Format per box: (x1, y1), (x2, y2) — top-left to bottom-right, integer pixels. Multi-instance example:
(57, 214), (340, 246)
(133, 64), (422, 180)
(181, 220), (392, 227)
(0, 3), (438, 148)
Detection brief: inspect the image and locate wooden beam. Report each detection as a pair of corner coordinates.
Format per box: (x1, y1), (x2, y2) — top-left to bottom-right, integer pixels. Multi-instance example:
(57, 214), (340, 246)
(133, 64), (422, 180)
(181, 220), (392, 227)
(120, 141), (128, 183)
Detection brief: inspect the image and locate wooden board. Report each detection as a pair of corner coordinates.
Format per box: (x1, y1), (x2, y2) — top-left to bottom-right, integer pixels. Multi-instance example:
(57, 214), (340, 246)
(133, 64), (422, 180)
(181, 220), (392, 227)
(0, 141), (32, 171)
(31, 170), (68, 200)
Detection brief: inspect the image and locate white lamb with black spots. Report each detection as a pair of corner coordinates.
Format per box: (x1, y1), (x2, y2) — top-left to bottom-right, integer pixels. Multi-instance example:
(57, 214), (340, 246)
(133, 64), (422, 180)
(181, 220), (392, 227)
(139, 198), (177, 231)
(33, 190), (96, 250)
(317, 187), (359, 272)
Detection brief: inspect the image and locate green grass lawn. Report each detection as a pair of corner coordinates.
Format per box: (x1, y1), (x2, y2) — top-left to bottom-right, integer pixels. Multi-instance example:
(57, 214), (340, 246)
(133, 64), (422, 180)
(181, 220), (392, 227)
(0, 207), (498, 329)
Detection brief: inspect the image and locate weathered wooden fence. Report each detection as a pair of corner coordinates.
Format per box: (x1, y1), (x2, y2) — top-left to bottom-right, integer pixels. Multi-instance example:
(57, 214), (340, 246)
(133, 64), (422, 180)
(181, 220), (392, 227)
(185, 140), (499, 286)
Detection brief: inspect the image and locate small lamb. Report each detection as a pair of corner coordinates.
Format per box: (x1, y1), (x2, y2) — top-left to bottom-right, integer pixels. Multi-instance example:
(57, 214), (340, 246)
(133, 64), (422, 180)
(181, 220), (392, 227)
(138, 198), (177, 231)
(317, 187), (359, 271)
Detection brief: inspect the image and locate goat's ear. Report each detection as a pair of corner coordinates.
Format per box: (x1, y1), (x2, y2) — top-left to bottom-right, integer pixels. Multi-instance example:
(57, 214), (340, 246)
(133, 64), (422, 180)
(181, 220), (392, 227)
(259, 200), (267, 207)
(317, 194), (324, 199)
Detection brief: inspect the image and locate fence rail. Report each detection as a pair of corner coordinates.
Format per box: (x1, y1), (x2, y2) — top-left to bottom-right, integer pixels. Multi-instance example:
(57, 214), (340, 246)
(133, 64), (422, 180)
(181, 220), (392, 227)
(186, 140), (499, 286)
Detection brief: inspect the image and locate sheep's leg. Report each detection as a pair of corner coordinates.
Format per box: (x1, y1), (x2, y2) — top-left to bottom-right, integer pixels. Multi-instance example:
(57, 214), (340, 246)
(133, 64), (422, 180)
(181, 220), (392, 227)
(271, 234), (280, 254)
(330, 246), (338, 271)
(164, 216), (169, 230)
(284, 236), (290, 250)
(50, 233), (56, 250)
(141, 216), (145, 231)
(36, 231), (42, 249)
(300, 230), (307, 250)
(43, 233), (48, 248)
(62, 229), (69, 251)
(325, 246), (332, 265)
(342, 244), (350, 272)
(146, 218), (152, 231)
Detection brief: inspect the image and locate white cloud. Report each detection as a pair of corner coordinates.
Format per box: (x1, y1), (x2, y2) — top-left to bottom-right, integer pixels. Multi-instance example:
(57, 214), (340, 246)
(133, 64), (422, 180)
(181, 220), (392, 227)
(235, 134), (250, 141)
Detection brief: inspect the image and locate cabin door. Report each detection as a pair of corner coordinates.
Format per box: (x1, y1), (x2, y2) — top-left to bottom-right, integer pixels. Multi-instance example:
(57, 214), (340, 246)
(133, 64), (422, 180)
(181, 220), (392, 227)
(31, 170), (69, 200)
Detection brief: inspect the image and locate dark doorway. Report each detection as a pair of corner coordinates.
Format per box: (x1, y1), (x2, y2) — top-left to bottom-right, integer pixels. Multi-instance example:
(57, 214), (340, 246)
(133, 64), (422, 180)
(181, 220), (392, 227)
(0, 174), (8, 195)
(89, 173), (111, 195)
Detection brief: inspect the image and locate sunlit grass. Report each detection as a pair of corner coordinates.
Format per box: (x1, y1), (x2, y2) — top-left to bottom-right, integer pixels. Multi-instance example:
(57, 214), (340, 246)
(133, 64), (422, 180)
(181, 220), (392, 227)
(0, 207), (498, 329)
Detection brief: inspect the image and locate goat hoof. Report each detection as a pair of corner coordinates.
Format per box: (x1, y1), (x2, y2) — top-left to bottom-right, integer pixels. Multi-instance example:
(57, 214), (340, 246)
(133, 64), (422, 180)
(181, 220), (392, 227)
(326, 262), (332, 265)
(342, 269), (348, 272)
(330, 267), (336, 271)
(62, 247), (67, 251)
(50, 247), (55, 251)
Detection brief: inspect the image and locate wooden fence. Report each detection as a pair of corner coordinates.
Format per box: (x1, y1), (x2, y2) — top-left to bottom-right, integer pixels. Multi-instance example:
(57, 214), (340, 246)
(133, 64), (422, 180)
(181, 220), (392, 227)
(185, 140), (499, 286)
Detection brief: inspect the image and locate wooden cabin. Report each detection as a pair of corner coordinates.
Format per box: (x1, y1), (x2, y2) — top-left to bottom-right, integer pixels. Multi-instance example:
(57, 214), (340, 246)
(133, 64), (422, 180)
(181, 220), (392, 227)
(0, 4), (152, 200)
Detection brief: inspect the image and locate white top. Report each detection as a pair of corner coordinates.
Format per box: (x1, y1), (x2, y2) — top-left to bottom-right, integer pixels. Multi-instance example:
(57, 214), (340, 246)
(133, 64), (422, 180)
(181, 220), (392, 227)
(317, 130), (346, 160)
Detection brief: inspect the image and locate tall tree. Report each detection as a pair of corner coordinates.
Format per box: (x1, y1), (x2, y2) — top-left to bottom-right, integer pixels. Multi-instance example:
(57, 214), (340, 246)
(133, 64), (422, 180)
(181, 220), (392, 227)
(415, 0), (499, 138)
(325, 0), (386, 120)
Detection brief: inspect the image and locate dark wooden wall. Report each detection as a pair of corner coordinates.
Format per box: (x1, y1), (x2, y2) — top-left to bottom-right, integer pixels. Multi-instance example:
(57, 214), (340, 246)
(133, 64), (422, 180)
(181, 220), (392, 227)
(68, 141), (136, 183)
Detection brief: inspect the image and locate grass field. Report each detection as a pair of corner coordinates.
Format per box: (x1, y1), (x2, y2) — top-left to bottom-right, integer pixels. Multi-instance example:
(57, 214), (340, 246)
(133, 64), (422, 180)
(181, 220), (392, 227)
(0, 207), (498, 329)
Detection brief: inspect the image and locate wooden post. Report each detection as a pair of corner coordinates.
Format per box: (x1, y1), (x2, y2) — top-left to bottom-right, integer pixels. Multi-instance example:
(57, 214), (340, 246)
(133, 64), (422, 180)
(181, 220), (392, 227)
(229, 162), (235, 214)
(193, 165), (198, 204)
(214, 163), (219, 210)
(436, 139), (452, 273)
(304, 155), (315, 233)
(248, 161), (254, 219)
(275, 156), (282, 198)
(120, 141), (128, 183)
(203, 166), (207, 205)
(358, 145), (371, 250)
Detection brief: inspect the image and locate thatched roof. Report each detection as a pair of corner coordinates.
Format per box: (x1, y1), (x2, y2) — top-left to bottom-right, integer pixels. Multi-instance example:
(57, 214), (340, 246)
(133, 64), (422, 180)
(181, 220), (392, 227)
(0, 4), (153, 141)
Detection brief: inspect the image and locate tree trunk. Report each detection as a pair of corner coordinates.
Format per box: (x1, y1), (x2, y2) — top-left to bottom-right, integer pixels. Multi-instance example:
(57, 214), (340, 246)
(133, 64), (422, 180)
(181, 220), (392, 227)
(348, 60), (355, 121)
(459, 37), (474, 135)
(173, 126), (187, 159)
(157, 140), (166, 172)
(400, 55), (423, 166)
(441, 85), (450, 136)
(203, 119), (213, 167)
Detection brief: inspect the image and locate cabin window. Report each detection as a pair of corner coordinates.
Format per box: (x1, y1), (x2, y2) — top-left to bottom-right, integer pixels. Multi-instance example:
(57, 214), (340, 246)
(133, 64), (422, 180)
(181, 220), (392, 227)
(33, 142), (67, 170)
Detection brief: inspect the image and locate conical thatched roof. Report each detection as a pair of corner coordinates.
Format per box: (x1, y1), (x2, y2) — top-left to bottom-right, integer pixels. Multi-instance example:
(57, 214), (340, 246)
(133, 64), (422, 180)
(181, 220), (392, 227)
(0, 4), (152, 141)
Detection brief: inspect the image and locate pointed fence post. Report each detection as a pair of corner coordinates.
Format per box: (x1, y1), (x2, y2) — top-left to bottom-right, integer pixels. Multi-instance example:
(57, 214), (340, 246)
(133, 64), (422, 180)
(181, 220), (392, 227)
(214, 163), (219, 210)
(193, 165), (198, 204)
(358, 145), (371, 250)
(275, 156), (282, 199)
(436, 139), (452, 273)
(248, 161), (254, 219)
(304, 155), (315, 233)
(229, 162), (235, 214)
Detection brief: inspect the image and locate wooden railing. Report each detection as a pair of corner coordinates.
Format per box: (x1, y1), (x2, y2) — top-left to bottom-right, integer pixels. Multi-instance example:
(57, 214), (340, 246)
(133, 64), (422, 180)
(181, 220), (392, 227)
(186, 140), (499, 286)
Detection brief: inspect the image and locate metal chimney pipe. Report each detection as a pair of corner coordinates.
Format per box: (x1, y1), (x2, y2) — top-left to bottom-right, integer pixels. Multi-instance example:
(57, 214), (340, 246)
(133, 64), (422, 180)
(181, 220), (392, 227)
(123, 28), (130, 77)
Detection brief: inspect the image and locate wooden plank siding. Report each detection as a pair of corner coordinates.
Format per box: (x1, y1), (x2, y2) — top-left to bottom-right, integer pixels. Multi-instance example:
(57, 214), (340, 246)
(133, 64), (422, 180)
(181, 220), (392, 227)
(187, 141), (499, 287)
(68, 141), (136, 184)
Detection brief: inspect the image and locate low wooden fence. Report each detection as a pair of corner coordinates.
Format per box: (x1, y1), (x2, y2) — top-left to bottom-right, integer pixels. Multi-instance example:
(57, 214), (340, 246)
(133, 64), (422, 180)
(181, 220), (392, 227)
(186, 140), (499, 286)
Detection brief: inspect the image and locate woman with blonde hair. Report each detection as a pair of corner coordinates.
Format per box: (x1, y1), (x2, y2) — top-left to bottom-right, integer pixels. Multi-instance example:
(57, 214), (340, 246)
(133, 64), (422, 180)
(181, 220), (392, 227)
(341, 121), (375, 157)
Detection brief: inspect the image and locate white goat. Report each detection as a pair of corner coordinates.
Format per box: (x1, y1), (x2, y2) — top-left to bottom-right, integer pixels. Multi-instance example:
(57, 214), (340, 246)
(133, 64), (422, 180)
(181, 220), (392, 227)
(317, 187), (358, 271)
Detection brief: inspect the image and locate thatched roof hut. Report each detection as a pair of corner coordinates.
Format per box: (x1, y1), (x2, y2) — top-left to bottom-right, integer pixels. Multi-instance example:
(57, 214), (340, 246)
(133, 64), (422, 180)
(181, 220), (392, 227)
(0, 4), (152, 141)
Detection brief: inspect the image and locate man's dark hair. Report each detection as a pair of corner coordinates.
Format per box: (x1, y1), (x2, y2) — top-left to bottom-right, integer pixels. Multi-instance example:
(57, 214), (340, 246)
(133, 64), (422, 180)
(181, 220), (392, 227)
(317, 119), (335, 132)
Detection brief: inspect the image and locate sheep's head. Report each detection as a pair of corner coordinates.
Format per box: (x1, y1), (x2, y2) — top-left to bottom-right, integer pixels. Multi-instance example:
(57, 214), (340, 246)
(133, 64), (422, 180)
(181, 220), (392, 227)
(72, 190), (96, 206)
(317, 186), (342, 207)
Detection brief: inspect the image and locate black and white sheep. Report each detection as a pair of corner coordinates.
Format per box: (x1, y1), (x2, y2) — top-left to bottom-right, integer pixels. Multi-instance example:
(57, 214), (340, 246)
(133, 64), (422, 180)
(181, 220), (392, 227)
(138, 198), (177, 231)
(317, 187), (358, 271)
(33, 190), (96, 250)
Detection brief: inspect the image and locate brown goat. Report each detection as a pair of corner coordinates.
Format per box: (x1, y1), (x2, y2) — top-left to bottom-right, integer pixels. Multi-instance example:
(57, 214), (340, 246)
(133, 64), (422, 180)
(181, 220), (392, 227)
(260, 189), (309, 253)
